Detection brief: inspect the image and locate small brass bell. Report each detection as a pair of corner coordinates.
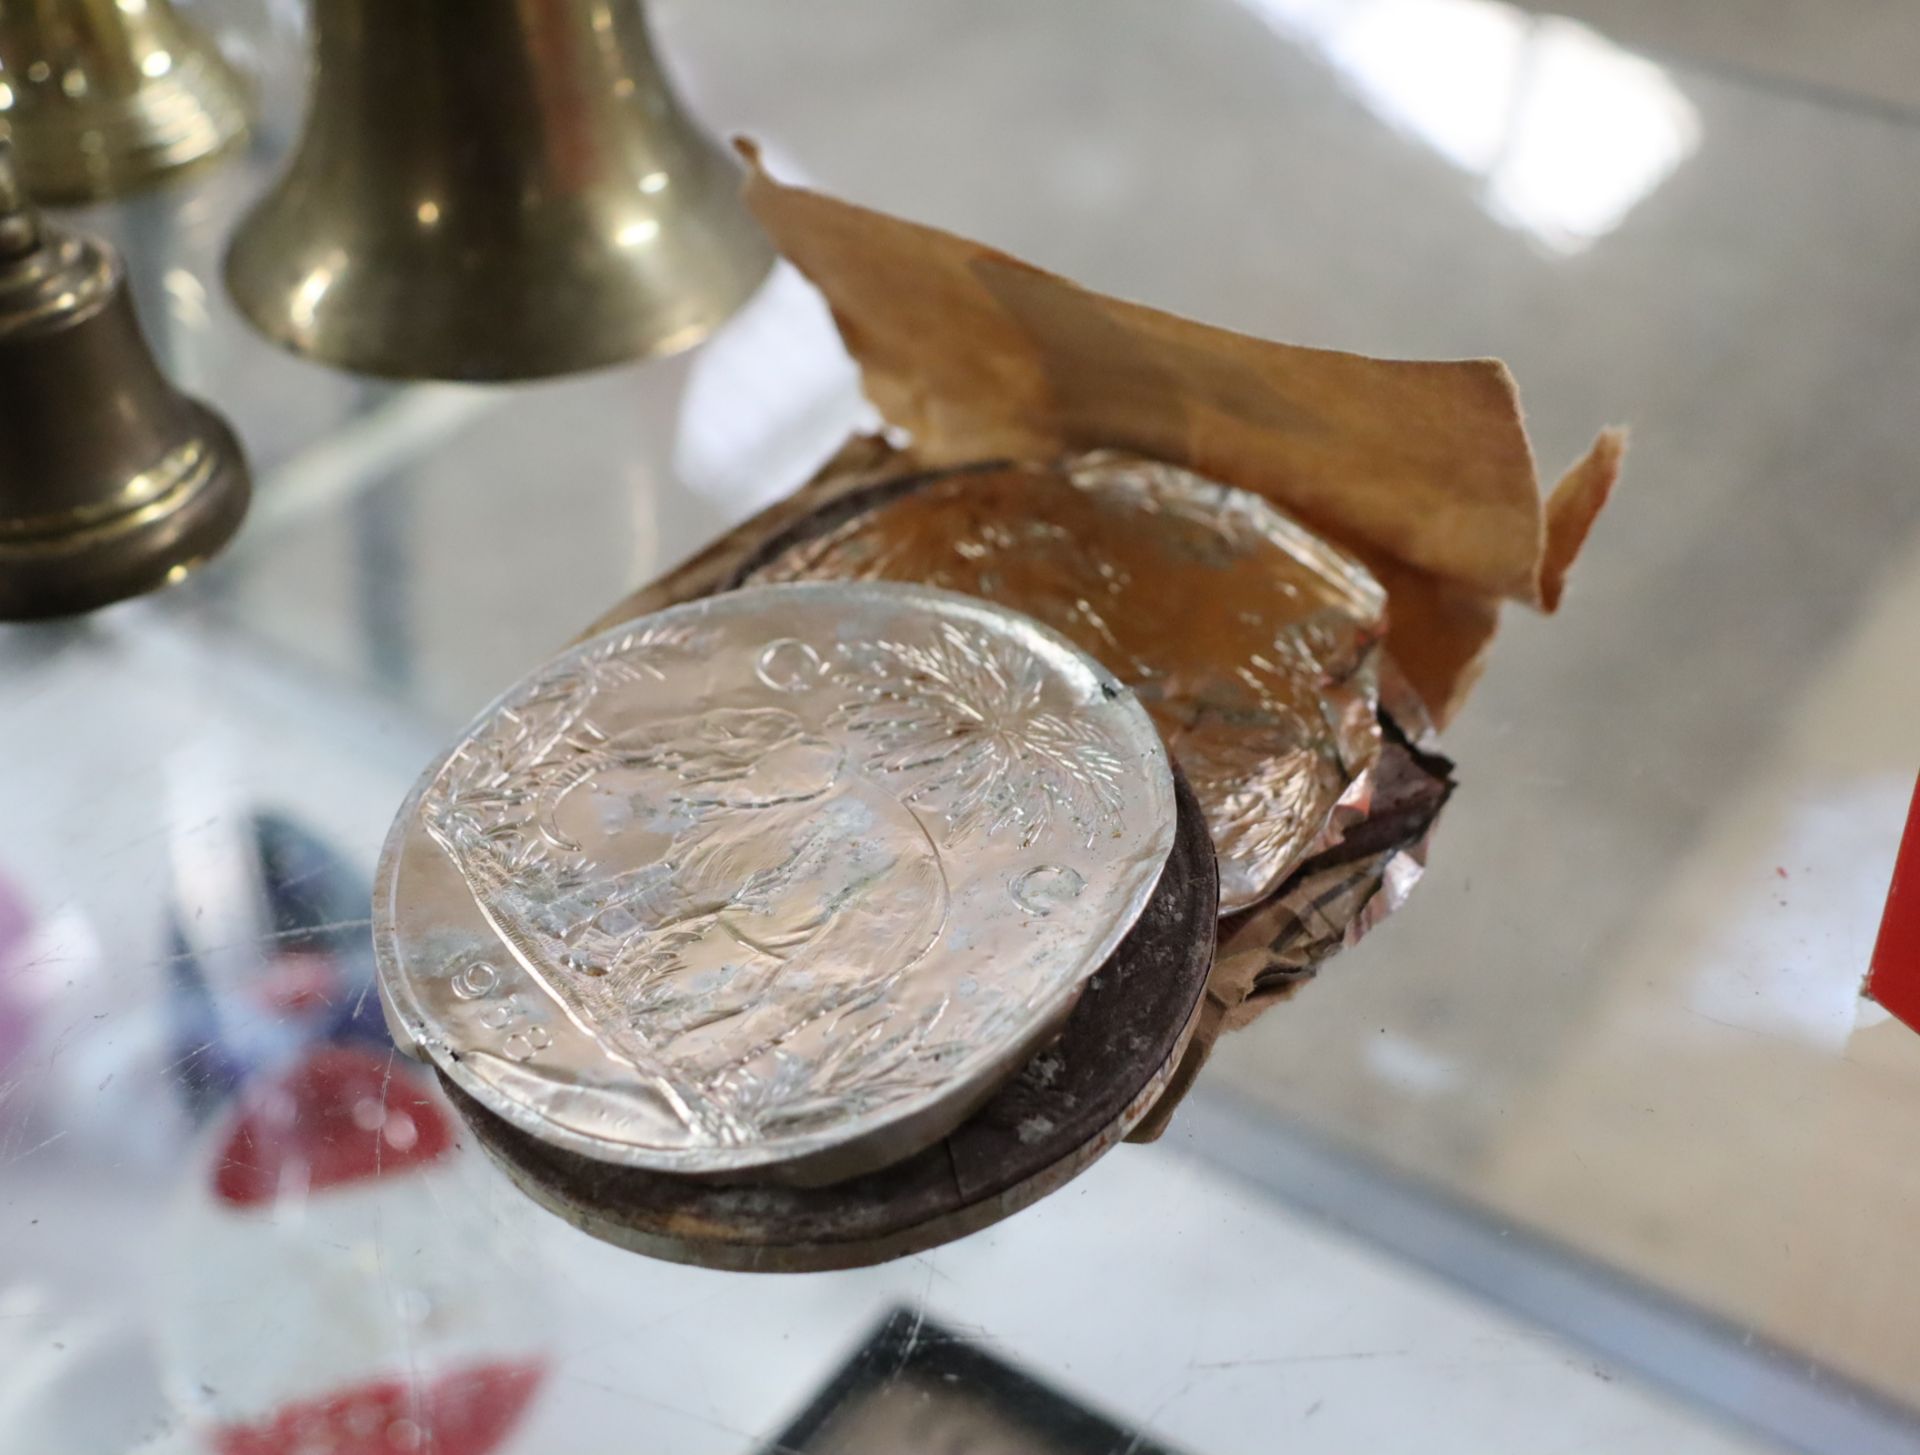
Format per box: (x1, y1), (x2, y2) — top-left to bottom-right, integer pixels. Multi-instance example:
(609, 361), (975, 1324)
(0, 142), (249, 620)
(0, 0), (251, 203)
(224, 0), (774, 382)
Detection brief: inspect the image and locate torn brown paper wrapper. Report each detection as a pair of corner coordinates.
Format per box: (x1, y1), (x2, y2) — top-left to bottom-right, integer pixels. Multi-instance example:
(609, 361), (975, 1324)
(584, 149), (1620, 1136)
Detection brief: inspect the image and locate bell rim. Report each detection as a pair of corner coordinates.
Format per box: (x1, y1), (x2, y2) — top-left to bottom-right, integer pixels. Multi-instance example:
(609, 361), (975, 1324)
(221, 232), (777, 383)
(0, 400), (251, 620)
(0, 49), (253, 206)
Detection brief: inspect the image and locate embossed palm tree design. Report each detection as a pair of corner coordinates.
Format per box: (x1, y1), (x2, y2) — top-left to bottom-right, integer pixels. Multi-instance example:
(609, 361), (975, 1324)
(833, 620), (1127, 849)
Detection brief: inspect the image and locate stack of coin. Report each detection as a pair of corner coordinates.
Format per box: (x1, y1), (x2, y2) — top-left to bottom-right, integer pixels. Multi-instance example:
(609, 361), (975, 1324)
(375, 581), (1217, 1267)
(375, 457), (1456, 1267)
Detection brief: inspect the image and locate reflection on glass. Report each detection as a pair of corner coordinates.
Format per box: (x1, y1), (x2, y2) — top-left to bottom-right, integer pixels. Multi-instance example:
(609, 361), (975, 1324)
(1244, 0), (1699, 253)
(672, 261), (871, 520)
(1678, 780), (1907, 1052)
(149, 803), (551, 1453)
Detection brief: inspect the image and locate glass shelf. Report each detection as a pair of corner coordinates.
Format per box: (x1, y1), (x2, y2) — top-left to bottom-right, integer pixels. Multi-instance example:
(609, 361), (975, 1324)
(5, 2), (1919, 1451)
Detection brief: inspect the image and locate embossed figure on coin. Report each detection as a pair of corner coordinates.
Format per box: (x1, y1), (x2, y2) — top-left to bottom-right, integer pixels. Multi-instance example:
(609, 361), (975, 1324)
(411, 600), (1147, 1154)
(535, 705), (951, 1086)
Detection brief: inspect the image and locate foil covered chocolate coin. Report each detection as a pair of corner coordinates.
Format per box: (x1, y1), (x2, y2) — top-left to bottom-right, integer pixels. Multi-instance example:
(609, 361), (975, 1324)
(374, 582), (1176, 1184)
(740, 454), (1388, 912)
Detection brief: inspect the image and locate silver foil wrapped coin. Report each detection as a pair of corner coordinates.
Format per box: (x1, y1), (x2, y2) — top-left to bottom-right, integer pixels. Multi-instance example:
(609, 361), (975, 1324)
(741, 453), (1389, 912)
(375, 582), (1177, 1184)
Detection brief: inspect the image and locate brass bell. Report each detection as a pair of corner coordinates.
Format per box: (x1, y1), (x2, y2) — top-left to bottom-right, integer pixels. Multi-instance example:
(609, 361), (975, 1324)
(0, 141), (249, 620)
(0, 0), (251, 203)
(224, 0), (774, 381)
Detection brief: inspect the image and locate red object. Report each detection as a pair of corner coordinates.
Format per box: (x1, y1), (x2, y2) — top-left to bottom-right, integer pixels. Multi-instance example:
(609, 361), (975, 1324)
(212, 1358), (545, 1455)
(214, 1045), (455, 1207)
(1866, 774), (1920, 1034)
